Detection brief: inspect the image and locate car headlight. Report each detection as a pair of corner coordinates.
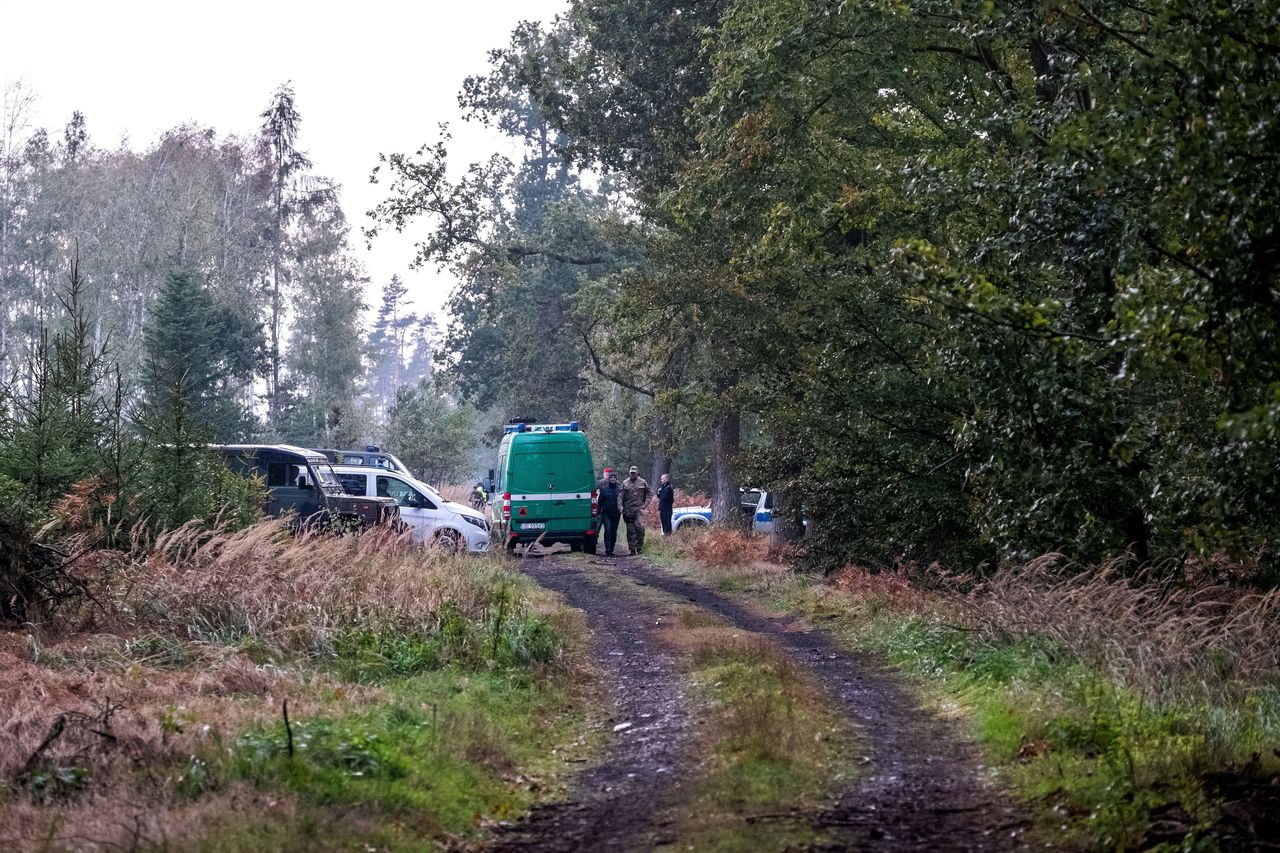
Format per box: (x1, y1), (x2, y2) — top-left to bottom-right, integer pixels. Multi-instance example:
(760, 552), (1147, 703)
(461, 514), (487, 531)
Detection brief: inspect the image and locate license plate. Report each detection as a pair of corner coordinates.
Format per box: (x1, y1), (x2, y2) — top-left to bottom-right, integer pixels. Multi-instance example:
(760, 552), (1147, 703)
(521, 522), (546, 529)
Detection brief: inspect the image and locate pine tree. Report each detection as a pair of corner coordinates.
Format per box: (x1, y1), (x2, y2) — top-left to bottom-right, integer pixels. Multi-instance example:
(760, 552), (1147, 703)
(368, 275), (416, 414)
(404, 315), (438, 386)
(143, 266), (255, 440)
(278, 182), (366, 446)
(1, 254), (108, 503)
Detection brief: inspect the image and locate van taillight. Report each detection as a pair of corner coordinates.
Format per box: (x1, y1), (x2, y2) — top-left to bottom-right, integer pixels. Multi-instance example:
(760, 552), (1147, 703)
(502, 492), (511, 521)
(591, 489), (598, 514)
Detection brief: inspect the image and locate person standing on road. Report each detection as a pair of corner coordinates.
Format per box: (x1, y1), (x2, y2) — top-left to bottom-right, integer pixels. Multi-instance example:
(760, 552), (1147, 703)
(620, 465), (651, 555)
(656, 473), (674, 536)
(597, 470), (622, 556)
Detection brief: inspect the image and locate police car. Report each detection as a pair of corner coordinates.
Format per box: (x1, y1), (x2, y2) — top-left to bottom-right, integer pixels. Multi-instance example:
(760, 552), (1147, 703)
(672, 489), (775, 533)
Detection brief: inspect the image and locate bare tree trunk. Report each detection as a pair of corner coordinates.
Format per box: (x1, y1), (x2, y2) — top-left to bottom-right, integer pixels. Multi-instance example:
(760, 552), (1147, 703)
(270, 237), (281, 422)
(650, 405), (673, 488)
(710, 401), (743, 529)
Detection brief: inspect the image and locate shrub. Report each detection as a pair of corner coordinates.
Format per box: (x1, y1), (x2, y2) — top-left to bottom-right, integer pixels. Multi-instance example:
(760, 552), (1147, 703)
(0, 510), (89, 626)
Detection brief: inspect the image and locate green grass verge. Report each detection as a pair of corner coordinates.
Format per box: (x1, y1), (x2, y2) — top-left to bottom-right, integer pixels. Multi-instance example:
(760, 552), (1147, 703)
(197, 667), (588, 851)
(180, 568), (595, 850)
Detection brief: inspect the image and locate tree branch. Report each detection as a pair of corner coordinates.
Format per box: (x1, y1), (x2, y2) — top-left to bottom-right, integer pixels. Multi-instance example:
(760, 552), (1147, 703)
(507, 245), (610, 265)
(580, 331), (655, 398)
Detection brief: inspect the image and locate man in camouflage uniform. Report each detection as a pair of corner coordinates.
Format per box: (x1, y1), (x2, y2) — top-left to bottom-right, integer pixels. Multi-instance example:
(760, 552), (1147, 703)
(620, 465), (651, 555)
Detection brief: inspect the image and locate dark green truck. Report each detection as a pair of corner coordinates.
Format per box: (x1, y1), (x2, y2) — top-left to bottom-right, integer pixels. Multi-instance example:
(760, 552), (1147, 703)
(212, 444), (399, 530)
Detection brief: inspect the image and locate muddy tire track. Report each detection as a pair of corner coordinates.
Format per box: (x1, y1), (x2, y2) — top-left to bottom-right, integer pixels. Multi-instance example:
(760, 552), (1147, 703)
(611, 556), (1030, 851)
(494, 553), (1029, 851)
(487, 558), (692, 852)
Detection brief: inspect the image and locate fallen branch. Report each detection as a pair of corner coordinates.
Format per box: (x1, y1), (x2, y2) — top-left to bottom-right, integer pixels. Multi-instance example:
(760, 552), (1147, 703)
(18, 715), (67, 781)
(282, 699), (294, 758)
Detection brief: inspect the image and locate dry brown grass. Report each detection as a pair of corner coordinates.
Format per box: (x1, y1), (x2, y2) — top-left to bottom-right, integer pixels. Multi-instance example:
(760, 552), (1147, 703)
(111, 521), (503, 652)
(955, 556), (1280, 699)
(0, 626), (353, 850)
(689, 529), (769, 568)
(1, 783), (301, 853)
(830, 565), (935, 615)
(0, 519), (547, 851)
(435, 483), (474, 505)
(830, 556), (1280, 704)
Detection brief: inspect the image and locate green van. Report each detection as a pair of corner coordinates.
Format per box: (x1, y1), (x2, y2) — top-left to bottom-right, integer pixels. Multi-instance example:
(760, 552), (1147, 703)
(491, 421), (597, 552)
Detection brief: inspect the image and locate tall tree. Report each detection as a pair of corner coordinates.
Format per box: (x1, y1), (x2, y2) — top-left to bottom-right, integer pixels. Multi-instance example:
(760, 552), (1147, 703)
(259, 82), (312, 422)
(279, 180), (367, 446)
(367, 274), (416, 414)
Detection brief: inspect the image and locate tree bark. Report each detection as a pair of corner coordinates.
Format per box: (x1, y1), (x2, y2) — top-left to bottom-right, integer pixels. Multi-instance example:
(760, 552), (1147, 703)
(710, 402), (743, 529)
(768, 488), (806, 560)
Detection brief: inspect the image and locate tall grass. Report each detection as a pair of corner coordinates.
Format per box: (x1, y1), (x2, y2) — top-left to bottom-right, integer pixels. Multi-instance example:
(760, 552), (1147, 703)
(116, 521), (518, 656)
(953, 557), (1280, 707)
(0, 520), (577, 851)
(815, 560), (1280, 847)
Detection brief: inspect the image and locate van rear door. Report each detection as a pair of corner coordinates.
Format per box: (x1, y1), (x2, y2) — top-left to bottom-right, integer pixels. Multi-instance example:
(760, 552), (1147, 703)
(509, 445), (593, 536)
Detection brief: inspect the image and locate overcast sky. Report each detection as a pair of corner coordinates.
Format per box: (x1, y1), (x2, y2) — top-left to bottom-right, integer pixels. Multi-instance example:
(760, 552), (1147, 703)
(1, 0), (567, 320)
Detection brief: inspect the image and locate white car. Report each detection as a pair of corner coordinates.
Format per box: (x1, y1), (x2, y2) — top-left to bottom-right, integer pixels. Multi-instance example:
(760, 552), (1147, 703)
(331, 465), (490, 552)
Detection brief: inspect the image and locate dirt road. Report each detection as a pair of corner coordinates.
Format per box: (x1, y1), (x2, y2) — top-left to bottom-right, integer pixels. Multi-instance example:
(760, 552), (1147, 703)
(491, 554), (1028, 852)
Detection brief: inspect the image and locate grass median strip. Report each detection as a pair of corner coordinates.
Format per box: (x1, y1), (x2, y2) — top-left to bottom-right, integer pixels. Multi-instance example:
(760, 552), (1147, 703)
(571, 564), (860, 852)
(660, 609), (858, 852)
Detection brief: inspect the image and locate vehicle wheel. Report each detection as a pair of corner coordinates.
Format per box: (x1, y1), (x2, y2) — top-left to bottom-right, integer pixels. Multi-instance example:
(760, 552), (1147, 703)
(583, 534), (598, 554)
(678, 517), (708, 530)
(432, 529), (462, 554)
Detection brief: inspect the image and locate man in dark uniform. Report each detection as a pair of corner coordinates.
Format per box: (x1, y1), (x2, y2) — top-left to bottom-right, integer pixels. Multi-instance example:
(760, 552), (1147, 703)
(657, 473), (674, 536)
(597, 470), (622, 556)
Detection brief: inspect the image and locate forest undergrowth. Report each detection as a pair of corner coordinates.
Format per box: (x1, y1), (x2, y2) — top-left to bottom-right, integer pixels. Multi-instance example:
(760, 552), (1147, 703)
(652, 530), (1280, 850)
(0, 521), (593, 852)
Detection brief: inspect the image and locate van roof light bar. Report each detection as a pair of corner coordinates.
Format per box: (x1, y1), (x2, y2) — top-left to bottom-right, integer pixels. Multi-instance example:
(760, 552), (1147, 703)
(503, 421), (582, 435)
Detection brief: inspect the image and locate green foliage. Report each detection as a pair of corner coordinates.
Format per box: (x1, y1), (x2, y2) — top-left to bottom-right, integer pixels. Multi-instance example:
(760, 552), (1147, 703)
(382, 0), (1280, 571)
(329, 589), (559, 683)
(21, 765), (92, 804)
(658, 0), (1280, 570)
(384, 380), (476, 484)
(143, 266), (256, 441)
(0, 258), (112, 505)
